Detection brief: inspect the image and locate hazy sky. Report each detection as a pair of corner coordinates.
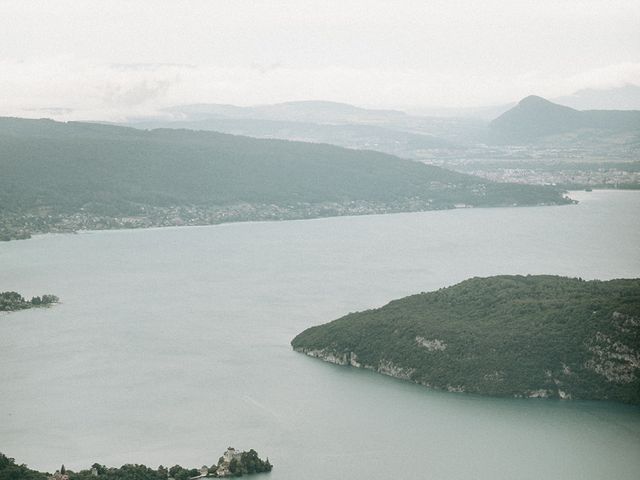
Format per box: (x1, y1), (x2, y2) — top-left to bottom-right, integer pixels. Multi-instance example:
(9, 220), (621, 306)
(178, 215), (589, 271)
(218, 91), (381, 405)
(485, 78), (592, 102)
(1, 0), (639, 120)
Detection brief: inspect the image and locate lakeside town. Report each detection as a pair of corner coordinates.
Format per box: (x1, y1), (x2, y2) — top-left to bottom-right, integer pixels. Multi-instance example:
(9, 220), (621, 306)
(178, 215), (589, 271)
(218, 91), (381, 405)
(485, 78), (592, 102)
(445, 161), (640, 187)
(0, 199), (442, 241)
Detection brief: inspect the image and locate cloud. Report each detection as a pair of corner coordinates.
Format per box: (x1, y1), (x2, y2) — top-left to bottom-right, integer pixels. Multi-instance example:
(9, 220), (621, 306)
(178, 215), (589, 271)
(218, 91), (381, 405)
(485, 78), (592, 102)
(250, 62), (284, 75)
(0, 58), (189, 120)
(1, 0), (638, 119)
(24, 107), (74, 116)
(103, 79), (176, 107)
(564, 62), (640, 90)
(109, 63), (197, 72)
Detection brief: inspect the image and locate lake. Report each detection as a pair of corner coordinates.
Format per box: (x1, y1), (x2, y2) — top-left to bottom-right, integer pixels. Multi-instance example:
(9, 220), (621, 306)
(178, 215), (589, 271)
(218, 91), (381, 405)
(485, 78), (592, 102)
(1, 190), (639, 479)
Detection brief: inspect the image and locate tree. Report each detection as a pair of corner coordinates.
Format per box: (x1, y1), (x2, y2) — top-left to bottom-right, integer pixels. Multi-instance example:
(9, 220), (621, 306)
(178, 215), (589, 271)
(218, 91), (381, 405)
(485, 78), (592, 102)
(41, 295), (59, 304)
(228, 459), (240, 476)
(0, 453), (48, 480)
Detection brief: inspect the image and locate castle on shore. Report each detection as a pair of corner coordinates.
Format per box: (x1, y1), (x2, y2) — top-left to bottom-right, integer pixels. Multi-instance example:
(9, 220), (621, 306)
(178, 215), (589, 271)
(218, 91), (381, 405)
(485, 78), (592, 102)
(214, 447), (243, 477)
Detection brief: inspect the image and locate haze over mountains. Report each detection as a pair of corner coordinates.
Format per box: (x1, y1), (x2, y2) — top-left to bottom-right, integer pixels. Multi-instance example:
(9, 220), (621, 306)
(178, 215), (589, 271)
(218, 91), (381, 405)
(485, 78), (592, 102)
(2, 85), (638, 240)
(554, 84), (640, 111)
(120, 91), (640, 191)
(129, 116), (456, 159)
(132, 100), (486, 148)
(410, 85), (640, 119)
(163, 101), (409, 124)
(125, 90), (640, 158)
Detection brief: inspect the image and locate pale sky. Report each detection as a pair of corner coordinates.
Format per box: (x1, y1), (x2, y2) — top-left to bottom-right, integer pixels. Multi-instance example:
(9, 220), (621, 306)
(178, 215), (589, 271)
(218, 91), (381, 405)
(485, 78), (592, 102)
(1, 0), (639, 120)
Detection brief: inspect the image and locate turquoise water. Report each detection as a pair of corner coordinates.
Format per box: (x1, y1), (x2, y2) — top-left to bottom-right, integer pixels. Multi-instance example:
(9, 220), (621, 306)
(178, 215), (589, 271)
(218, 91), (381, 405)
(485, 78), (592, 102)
(1, 190), (639, 479)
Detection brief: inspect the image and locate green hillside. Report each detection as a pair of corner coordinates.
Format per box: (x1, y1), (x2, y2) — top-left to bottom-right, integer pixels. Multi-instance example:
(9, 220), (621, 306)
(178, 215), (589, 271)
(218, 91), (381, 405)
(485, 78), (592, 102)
(0, 117), (570, 239)
(292, 275), (640, 404)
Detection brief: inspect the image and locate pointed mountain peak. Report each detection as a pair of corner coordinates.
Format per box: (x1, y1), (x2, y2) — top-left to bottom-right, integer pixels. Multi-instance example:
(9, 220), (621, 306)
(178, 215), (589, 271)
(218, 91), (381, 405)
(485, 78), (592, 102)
(489, 95), (582, 142)
(518, 95), (553, 106)
(515, 95), (578, 113)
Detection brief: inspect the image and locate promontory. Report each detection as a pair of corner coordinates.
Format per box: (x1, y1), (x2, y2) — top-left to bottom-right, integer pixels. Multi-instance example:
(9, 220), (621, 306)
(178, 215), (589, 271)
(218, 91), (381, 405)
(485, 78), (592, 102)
(292, 275), (640, 404)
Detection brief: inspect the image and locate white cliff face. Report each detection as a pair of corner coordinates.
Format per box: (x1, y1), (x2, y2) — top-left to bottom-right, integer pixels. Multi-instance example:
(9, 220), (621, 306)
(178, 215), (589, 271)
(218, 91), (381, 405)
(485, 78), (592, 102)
(296, 317), (640, 401)
(553, 378), (572, 400)
(296, 347), (563, 399)
(447, 385), (465, 393)
(349, 352), (361, 368)
(295, 347), (606, 400)
(297, 348), (349, 365)
(376, 360), (415, 380)
(527, 389), (551, 399)
(584, 312), (640, 384)
(558, 389), (572, 400)
(483, 371), (505, 382)
(415, 336), (447, 351)
(295, 348), (417, 381)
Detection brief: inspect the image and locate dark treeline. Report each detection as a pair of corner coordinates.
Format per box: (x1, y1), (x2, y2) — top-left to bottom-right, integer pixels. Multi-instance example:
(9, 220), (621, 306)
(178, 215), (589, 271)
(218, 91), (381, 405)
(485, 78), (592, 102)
(0, 292), (59, 312)
(0, 452), (271, 480)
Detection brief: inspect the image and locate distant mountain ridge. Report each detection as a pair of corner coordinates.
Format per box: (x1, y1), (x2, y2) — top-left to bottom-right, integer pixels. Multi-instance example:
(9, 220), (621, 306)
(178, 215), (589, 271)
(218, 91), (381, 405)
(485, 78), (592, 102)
(162, 100), (409, 125)
(554, 84), (640, 111)
(153, 100), (488, 145)
(154, 95), (640, 152)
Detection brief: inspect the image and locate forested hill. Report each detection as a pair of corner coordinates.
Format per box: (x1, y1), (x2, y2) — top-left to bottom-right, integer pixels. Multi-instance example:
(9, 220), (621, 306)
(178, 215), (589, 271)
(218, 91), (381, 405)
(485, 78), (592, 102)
(0, 117), (570, 240)
(292, 275), (640, 404)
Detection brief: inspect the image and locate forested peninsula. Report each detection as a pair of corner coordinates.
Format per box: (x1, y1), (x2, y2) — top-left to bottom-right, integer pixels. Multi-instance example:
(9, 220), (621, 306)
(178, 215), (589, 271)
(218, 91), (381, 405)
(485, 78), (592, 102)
(0, 117), (571, 241)
(292, 275), (640, 404)
(0, 292), (59, 312)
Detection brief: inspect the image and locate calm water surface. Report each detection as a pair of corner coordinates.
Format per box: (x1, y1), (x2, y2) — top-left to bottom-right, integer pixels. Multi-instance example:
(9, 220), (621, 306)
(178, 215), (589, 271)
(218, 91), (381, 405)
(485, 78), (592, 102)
(1, 190), (639, 479)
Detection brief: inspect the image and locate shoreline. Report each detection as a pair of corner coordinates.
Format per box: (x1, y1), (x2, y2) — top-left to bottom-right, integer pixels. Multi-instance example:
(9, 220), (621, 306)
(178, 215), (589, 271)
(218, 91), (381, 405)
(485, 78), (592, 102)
(1, 196), (580, 243)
